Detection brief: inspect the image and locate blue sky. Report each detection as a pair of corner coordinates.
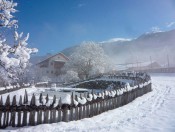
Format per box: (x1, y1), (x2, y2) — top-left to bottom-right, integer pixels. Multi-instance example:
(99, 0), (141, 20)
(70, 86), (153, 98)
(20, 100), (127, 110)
(15, 0), (175, 55)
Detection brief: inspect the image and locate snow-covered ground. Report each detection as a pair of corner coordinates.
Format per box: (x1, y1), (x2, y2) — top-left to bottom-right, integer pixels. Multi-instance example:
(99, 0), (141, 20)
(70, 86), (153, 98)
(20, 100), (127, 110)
(2, 73), (175, 132)
(0, 87), (91, 105)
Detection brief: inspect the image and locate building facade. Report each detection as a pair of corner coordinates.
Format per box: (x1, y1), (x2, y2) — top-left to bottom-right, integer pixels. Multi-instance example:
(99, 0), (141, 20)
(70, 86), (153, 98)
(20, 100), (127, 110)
(36, 53), (69, 81)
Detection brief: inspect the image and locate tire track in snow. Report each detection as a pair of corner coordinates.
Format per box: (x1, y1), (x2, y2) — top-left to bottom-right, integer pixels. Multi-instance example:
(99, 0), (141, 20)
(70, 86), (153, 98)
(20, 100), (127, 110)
(93, 79), (172, 131)
(150, 84), (171, 113)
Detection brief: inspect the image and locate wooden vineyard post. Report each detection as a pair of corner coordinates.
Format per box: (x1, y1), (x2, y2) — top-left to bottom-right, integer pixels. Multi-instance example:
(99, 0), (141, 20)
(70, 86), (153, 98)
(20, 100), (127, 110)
(125, 92), (129, 105)
(29, 94), (36, 126)
(23, 90), (28, 126)
(44, 94), (49, 124)
(17, 95), (22, 127)
(83, 103), (87, 118)
(94, 99), (97, 115)
(36, 109), (42, 125)
(106, 98), (109, 111)
(96, 97), (100, 114)
(22, 108), (28, 127)
(45, 108), (49, 123)
(112, 96), (115, 109)
(11, 95), (17, 127)
(90, 91), (94, 117)
(24, 89), (28, 104)
(89, 101), (93, 117)
(114, 91), (118, 108)
(37, 93), (43, 125)
(62, 104), (69, 122)
(75, 95), (79, 120)
(83, 93), (86, 118)
(127, 91), (130, 104)
(4, 95), (10, 127)
(79, 94), (83, 119)
(102, 92), (105, 112)
(50, 95), (55, 123)
(51, 95), (56, 123)
(117, 95), (121, 108)
(0, 96), (3, 128)
(57, 97), (62, 122)
(109, 98), (113, 110)
(50, 107), (53, 123)
(69, 93), (74, 121)
(52, 108), (56, 123)
(86, 93), (90, 118)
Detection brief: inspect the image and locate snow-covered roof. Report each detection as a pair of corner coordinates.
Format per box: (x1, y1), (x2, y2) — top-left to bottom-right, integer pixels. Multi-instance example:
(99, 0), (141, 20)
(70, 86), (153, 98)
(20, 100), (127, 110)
(36, 52), (69, 65)
(54, 60), (67, 62)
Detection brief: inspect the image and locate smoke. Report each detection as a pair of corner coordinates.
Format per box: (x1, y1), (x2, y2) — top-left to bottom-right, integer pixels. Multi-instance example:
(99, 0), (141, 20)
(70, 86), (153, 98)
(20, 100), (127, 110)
(101, 30), (175, 68)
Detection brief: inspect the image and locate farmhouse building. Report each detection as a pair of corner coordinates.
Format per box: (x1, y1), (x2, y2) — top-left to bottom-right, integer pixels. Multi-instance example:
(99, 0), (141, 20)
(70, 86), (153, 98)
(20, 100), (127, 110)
(36, 53), (69, 80)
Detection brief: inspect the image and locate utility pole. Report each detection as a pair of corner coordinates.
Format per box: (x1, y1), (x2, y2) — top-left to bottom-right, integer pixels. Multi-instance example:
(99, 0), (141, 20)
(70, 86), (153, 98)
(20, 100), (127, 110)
(139, 62), (141, 70)
(167, 54), (170, 68)
(125, 63), (127, 71)
(150, 56), (152, 69)
(136, 59), (138, 70)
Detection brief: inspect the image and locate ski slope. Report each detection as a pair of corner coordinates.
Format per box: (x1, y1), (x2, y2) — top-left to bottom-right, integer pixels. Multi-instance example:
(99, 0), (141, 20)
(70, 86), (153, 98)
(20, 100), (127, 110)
(4, 73), (175, 132)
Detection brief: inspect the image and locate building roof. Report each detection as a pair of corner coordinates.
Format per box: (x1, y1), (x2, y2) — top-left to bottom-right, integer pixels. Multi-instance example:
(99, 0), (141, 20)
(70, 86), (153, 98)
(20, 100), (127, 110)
(36, 52), (69, 65)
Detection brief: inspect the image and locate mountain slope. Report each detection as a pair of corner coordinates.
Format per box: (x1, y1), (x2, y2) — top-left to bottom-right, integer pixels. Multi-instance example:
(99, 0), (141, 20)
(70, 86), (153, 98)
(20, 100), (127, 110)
(61, 29), (175, 65)
(31, 29), (175, 66)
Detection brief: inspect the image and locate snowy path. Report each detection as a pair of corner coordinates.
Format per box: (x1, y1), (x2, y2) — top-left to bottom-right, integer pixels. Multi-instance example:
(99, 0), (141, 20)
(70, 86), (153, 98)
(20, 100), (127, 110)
(4, 73), (175, 132)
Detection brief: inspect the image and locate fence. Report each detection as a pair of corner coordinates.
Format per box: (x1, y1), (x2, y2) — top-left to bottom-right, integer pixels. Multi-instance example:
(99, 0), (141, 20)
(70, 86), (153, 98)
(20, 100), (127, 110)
(0, 84), (31, 95)
(123, 67), (175, 73)
(0, 79), (152, 129)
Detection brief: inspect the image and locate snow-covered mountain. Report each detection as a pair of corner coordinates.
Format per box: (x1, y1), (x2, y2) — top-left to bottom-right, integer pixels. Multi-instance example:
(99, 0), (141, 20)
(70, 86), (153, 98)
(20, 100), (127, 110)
(31, 29), (175, 66)
(30, 53), (53, 65)
(62, 29), (175, 66)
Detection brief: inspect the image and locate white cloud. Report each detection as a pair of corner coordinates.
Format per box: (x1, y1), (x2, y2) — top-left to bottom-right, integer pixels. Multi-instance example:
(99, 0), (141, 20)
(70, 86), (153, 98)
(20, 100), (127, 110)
(166, 22), (175, 28)
(151, 26), (162, 33)
(100, 38), (132, 43)
(78, 3), (85, 8)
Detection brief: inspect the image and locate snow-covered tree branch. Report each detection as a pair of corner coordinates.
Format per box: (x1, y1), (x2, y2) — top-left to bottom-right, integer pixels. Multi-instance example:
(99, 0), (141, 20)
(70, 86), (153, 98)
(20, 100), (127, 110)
(0, 0), (18, 28)
(0, 0), (38, 81)
(62, 70), (79, 83)
(63, 41), (114, 79)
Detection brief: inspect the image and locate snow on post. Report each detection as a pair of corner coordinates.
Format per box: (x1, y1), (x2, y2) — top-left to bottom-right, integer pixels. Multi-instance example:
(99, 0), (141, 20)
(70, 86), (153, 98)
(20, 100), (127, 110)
(62, 94), (71, 105)
(86, 93), (93, 101)
(77, 96), (87, 105)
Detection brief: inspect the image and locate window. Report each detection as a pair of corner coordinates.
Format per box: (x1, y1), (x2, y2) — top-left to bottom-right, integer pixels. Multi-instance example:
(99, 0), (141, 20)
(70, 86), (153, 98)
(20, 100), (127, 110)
(50, 62), (53, 65)
(51, 71), (53, 74)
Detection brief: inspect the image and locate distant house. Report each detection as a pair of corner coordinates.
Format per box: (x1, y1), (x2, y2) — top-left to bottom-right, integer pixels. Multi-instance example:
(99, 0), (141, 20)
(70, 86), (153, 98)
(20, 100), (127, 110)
(127, 61), (161, 71)
(36, 53), (69, 80)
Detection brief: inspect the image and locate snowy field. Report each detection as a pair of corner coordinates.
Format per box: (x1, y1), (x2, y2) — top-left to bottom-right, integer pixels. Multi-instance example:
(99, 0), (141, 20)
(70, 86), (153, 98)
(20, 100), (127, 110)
(2, 73), (175, 132)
